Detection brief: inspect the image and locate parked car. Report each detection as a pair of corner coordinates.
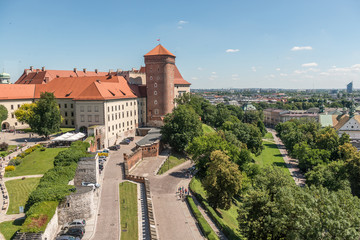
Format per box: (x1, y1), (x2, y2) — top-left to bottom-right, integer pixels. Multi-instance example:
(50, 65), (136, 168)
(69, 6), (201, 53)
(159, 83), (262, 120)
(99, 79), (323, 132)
(62, 226), (85, 239)
(120, 139), (131, 145)
(82, 182), (100, 188)
(127, 137), (134, 141)
(56, 235), (80, 240)
(99, 164), (104, 170)
(64, 219), (86, 229)
(109, 145), (120, 150)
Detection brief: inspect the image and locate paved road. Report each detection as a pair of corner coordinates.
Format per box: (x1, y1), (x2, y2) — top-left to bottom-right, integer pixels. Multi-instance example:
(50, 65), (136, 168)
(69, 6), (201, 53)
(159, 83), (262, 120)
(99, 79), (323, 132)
(90, 138), (141, 240)
(267, 128), (306, 186)
(131, 157), (205, 240)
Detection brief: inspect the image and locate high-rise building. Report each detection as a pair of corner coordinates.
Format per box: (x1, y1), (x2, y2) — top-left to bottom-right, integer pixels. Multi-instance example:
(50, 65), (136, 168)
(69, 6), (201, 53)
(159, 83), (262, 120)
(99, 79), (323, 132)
(0, 72), (10, 84)
(347, 81), (353, 94)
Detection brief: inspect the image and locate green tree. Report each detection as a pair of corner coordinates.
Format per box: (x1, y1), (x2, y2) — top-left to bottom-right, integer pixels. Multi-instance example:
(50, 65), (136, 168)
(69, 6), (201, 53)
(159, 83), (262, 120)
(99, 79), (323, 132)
(25, 92), (61, 138)
(0, 104), (8, 127)
(161, 105), (203, 152)
(14, 103), (36, 123)
(203, 150), (242, 210)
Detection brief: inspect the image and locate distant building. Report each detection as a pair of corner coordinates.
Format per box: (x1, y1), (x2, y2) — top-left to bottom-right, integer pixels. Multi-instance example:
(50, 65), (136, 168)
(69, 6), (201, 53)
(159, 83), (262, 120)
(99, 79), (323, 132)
(0, 72), (10, 84)
(263, 108), (318, 127)
(347, 81), (353, 94)
(242, 103), (256, 111)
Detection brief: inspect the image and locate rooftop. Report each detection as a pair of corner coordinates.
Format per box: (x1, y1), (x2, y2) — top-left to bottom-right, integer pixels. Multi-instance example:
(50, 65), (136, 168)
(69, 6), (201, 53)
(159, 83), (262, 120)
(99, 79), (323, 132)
(144, 44), (175, 57)
(136, 128), (162, 147)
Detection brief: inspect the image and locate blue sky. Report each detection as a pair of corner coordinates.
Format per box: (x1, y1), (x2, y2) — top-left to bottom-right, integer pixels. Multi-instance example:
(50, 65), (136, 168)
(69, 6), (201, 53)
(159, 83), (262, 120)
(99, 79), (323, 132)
(1, 0), (360, 89)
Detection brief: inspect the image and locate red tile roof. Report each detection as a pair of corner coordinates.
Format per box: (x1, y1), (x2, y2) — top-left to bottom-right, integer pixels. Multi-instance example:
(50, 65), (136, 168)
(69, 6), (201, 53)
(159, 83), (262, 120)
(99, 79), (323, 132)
(144, 44), (175, 57)
(33, 76), (137, 100)
(0, 84), (35, 100)
(174, 65), (191, 85)
(15, 69), (108, 84)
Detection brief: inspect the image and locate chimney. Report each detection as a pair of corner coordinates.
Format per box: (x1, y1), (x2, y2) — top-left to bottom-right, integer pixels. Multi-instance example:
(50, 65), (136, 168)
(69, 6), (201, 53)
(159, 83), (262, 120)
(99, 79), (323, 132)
(73, 68), (77, 73)
(95, 69), (98, 73)
(83, 68), (87, 73)
(116, 69), (122, 75)
(108, 69), (112, 75)
(41, 66), (45, 71)
(30, 66), (33, 71)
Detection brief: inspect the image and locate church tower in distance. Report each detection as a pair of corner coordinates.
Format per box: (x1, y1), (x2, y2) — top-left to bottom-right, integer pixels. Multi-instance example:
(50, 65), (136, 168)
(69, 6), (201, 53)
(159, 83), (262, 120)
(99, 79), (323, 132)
(144, 44), (175, 127)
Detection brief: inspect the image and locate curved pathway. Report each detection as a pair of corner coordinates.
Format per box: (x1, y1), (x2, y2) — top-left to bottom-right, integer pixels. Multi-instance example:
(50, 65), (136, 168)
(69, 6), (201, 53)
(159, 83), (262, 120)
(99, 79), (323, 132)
(267, 128), (306, 186)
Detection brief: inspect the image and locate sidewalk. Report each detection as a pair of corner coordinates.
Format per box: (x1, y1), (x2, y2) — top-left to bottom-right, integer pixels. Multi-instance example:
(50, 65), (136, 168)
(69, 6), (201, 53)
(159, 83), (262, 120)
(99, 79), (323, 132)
(267, 129), (306, 186)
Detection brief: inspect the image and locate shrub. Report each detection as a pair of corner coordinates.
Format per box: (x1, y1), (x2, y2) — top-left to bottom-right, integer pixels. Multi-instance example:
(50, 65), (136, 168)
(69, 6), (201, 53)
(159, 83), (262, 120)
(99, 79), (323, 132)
(0, 142), (8, 151)
(40, 147), (46, 151)
(5, 166), (15, 171)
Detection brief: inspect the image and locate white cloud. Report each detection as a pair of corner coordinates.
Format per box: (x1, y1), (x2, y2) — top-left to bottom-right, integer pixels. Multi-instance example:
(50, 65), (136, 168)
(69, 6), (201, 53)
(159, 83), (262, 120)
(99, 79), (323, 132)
(320, 72), (330, 76)
(197, 67), (203, 71)
(294, 70), (305, 74)
(302, 62), (318, 67)
(225, 49), (239, 53)
(212, 72), (217, 75)
(178, 20), (188, 25)
(280, 73), (288, 77)
(291, 46), (313, 51)
(232, 74), (239, 77)
(251, 67), (256, 72)
(276, 68), (281, 71)
(269, 74), (275, 78)
(191, 77), (198, 80)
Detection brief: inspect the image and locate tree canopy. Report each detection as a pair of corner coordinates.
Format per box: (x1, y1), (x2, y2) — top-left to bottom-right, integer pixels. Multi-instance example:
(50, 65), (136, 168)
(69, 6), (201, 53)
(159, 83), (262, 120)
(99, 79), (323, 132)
(161, 105), (203, 152)
(0, 104), (8, 126)
(15, 92), (61, 138)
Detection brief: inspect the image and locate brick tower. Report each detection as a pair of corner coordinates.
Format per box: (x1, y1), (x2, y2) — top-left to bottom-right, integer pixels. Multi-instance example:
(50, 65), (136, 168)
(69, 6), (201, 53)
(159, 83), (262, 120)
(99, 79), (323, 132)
(144, 44), (175, 127)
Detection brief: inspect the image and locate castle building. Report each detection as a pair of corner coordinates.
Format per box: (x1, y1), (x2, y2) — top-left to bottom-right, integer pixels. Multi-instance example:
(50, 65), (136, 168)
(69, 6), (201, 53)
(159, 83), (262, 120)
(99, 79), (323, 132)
(0, 45), (190, 148)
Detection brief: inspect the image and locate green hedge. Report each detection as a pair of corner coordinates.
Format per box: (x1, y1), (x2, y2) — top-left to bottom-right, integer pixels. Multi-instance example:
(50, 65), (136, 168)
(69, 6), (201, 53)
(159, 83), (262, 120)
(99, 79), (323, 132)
(189, 178), (244, 240)
(21, 201), (58, 232)
(22, 141), (89, 233)
(186, 196), (219, 240)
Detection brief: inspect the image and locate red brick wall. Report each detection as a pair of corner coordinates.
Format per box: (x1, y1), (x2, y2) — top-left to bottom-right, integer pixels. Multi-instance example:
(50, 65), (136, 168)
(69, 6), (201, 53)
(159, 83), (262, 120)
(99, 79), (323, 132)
(145, 55), (175, 126)
(123, 148), (142, 170)
(141, 142), (160, 158)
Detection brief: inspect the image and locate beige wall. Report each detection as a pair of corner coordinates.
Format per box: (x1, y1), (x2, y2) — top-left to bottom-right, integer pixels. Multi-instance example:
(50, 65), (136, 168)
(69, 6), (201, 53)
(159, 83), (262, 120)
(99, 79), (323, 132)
(104, 98), (138, 147)
(0, 99), (33, 130)
(74, 101), (105, 131)
(57, 99), (76, 127)
(174, 84), (190, 99)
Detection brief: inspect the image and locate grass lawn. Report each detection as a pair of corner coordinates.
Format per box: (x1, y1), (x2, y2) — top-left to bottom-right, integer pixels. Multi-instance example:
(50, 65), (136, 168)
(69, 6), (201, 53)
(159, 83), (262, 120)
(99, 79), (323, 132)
(119, 182), (138, 240)
(264, 132), (274, 140)
(202, 124), (215, 134)
(5, 148), (66, 177)
(5, 177), (40, 214)
(253, 140), (290, 176)
(157, 152), (187, 174)
(0, 219), (25, 240)
(0, 145), (17, 157)
(190, 177), (242, 239)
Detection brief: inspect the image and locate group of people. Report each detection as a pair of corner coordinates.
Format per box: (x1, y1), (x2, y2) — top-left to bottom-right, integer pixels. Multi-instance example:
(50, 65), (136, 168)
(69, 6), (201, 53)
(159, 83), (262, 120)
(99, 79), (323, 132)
(178, 186), (189, 200)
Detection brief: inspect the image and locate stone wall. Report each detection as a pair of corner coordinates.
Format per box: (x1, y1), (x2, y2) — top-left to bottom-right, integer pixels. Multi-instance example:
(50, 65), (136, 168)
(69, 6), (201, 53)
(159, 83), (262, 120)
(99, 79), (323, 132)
(42, 207), (59, 240)
(57, 186), (95, 225)
(123, 148), (142, 170)
(74, 155), (99, 186)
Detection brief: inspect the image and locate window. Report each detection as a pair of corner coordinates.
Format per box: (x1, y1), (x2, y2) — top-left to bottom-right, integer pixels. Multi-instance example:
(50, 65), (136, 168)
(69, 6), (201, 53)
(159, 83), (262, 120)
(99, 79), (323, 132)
(150, 76), (153, 80)
(80, 106), (84, 112)
(15, 122), (17, 126)
(58, 104), (61, 108)
(112, 114), (114, 121)
(123, 122), (124, 127)
(71, 104), (73, 108)
(108, 115), (110, 121)
(95, 106), (99, 112)
(81, 115), (85, 122)
(65, 104), (67, 108)
(127, 111), (129, 117)
(71, 112), (74, 117)
(157, 76), (160, 80)
(154, 83), (157, 87)
(11, 114), (14, 118)
(154, 100), (158, 105)
(122, 105), (124, 110)
(88, 115), (92, 122)
(95, 115), (99, 122)
(130, 102), (132, 106)
(126, 102), (128, 107)
(154, 91), (157, 95)
(119, 113), (121, 119)
(65, 112), (68, 117)
(108, 127), (110, 132)
(11, 105), (13, 110)
(112, 125), (114, 130)
(88, 106), (91, 112)
(115, 106), (117, 111)
(154, 109), (159, 115)
(108, 107), (110, 112)
(65, 120), (68, 125)
(122, 112), (124, 118)
(127, 121), (129, 126)
(112, 106), (114, 112)
(134, 110), (136, 116)
(71, 120), (74, 125)
(130, 111), (132, 117)
(17, 104), (20, 108)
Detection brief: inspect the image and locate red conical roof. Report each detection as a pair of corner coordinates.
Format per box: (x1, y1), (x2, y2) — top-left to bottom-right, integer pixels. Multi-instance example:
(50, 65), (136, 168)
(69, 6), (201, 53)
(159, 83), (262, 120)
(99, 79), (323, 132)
(144, 44), (175, 57)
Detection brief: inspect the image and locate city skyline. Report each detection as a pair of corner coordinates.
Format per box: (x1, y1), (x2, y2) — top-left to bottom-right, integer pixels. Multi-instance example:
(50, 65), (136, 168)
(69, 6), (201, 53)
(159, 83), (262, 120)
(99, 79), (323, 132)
(1, 0), (360, 89)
